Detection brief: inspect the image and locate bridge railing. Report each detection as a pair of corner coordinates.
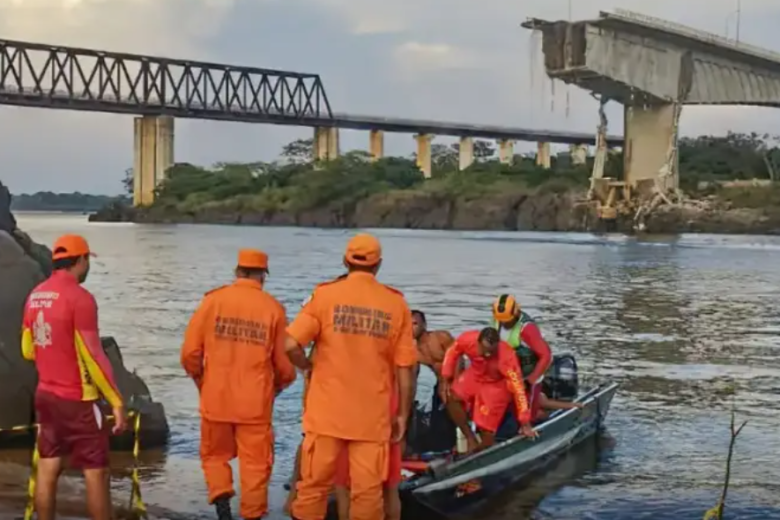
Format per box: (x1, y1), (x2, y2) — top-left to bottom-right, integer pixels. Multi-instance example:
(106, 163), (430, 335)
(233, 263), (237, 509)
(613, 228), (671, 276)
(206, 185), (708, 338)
(608, 9), (780, 65)
(0, 39), (333, 120)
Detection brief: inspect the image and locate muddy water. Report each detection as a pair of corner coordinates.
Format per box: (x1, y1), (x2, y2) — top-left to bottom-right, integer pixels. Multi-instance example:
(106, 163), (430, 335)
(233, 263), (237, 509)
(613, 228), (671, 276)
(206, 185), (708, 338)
(7, 213), (780, 520)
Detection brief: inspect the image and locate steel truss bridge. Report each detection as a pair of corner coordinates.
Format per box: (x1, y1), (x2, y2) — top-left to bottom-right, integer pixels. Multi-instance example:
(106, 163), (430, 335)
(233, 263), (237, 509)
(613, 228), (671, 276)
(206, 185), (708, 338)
(0, 38), (622, 146)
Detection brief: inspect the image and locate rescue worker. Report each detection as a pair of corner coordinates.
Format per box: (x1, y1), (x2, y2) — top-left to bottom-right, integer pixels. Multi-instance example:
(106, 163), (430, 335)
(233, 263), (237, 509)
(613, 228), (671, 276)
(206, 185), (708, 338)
(287, 351), (405, 520)
(332, 374), (404, 520)
(283, 345), (316, 516)
(440, 327), (536, 453)
(181, 249), (296, 520)
(285, 233), (418, 520)
(21, 234), (127, 520)
(491, 294), (552, 422)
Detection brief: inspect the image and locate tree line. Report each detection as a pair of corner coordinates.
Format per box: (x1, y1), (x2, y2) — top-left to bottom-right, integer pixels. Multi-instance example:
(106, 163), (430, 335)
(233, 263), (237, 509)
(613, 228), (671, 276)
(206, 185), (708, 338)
(118, 131), (780, 214)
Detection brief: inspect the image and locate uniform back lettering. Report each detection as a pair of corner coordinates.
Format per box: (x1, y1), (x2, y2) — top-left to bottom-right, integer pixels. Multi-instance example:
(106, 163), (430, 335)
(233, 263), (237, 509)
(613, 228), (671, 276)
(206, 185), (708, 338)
(214, 315), (269, 346)
(332, 304), (392, 339)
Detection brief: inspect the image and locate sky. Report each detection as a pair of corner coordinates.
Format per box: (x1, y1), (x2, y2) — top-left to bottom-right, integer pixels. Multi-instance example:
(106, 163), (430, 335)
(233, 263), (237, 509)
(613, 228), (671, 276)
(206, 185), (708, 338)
(2, 0), (780, 195)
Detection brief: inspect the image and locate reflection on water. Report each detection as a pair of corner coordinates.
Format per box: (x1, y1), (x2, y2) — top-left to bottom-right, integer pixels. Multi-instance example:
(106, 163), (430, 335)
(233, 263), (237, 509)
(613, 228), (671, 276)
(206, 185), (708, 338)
(5, 214), (780, 519)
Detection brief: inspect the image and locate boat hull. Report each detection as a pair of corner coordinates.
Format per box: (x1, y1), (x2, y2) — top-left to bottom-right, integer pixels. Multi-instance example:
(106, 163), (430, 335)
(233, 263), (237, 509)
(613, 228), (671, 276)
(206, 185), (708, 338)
(403, 382), (618, 518)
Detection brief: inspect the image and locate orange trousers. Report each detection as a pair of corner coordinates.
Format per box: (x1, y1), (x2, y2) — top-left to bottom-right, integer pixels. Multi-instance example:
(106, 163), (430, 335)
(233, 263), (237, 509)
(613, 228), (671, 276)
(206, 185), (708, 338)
(291, 433), (388, 520)
(200, 419), (274, 519)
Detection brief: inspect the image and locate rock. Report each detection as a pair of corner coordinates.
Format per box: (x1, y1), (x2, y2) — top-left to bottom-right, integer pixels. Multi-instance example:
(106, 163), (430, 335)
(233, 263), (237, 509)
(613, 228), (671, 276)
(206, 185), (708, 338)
(0, 182), (15, 233)
(0, 180), (169, 448)
(87, 200), (136, 223)
(0, 230), (44, 430)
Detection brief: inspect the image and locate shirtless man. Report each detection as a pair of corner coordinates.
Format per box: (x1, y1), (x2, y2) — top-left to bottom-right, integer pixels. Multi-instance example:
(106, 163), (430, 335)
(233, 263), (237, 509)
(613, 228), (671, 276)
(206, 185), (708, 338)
(411, 310), (455, 385)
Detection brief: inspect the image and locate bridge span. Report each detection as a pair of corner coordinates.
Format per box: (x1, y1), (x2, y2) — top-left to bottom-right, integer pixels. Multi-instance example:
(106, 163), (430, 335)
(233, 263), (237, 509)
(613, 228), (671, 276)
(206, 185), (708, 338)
(0, 38), (617, 206)
(523, 9), (780, 201)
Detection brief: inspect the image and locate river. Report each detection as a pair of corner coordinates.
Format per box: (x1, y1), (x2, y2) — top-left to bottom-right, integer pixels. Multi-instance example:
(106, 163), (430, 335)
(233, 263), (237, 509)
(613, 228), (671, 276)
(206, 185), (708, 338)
(5, 212), (780, 519)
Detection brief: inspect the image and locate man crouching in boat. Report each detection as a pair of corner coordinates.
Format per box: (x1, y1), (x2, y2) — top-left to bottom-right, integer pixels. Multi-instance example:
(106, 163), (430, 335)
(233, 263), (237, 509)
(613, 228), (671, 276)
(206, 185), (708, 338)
(440, 327), (536, 453)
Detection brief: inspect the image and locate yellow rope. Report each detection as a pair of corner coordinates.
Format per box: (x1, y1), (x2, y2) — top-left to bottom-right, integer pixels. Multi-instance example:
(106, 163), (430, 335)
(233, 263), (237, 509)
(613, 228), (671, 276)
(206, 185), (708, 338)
(702, 502), (722, 520)
(129, 412), (147, 518)
(18, 410), (146, 520)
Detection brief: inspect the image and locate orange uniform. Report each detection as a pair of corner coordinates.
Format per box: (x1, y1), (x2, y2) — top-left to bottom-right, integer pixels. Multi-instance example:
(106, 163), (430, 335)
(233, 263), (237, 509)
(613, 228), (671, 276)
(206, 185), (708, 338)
(180, 249), (296, 519)
(288, 234), (418, 520)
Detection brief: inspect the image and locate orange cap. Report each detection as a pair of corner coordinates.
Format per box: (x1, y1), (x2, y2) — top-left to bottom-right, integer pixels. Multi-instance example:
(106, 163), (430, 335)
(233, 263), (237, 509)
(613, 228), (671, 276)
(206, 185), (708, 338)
(237, 249), (269, 270)
(344, 233), (382, 266)
(52, 234), (95, 260)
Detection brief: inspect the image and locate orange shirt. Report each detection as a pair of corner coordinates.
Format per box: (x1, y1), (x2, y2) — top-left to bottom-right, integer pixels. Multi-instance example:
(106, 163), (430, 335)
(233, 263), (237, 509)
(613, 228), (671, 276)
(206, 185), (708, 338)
(287, 272), (418, 442)
(181, 278), (296, 424)
(442, 330), (530, 424)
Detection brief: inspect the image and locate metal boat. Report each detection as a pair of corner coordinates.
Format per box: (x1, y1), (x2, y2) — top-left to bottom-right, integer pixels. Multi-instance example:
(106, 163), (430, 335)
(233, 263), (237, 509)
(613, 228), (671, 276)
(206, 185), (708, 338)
(317, 354), (618, 520)
(396, 382), (619, 518)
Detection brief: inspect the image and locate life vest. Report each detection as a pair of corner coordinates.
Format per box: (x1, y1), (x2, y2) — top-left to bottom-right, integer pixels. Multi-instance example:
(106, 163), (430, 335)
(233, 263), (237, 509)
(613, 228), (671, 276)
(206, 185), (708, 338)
(490, 311), (538, 378)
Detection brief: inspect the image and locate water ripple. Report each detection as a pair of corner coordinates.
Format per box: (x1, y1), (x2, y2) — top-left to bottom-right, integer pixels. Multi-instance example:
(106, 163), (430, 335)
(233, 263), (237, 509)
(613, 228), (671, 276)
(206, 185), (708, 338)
(10, 213), (780, 519)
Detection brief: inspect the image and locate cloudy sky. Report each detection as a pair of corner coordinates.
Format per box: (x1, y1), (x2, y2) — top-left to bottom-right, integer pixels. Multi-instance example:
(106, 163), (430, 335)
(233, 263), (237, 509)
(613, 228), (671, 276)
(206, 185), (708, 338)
(2, 0), (779, 194)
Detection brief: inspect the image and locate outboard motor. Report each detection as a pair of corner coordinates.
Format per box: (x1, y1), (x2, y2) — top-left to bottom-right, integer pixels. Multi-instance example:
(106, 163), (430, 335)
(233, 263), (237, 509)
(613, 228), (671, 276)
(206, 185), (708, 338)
(542, 354), (579, 402)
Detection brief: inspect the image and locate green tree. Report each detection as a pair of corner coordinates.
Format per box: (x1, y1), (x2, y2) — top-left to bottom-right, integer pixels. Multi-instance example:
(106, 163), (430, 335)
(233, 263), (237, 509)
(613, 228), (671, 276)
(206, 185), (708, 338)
(281, 138), (314, 164)
(122, 168), (133, 196)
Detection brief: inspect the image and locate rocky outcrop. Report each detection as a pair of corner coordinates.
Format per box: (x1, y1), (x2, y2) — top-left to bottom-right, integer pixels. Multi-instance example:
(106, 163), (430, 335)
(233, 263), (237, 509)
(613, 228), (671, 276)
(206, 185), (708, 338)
(0, 181), (169, 447)
(103, 188), (600, 232)
(89, 185), (780, 236)
(87, 200), (137, 223)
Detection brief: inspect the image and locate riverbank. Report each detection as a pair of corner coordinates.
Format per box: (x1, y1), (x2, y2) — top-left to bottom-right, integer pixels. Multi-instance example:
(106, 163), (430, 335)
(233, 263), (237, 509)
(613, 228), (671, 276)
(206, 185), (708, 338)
(91, 182), (780, 235)
(88, 133), (780, 235)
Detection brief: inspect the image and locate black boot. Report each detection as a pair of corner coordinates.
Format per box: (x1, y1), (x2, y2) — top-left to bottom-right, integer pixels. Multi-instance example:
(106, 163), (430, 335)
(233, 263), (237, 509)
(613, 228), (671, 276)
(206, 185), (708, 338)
(214, 495), (234, 520)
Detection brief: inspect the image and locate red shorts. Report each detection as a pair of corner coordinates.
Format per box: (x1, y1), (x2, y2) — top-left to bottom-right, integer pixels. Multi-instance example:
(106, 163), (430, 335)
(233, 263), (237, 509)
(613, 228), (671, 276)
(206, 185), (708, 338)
(35, 391), (109, 469)
(452, 368), (512, 433)
(334, 390), (401, 488)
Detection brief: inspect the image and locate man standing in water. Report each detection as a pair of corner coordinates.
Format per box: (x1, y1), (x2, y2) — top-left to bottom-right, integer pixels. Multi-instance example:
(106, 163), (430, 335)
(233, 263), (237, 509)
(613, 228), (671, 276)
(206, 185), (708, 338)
(21, 234), (127, 520)
(286, 233), (418, 520)
(181, 249), (297, 520)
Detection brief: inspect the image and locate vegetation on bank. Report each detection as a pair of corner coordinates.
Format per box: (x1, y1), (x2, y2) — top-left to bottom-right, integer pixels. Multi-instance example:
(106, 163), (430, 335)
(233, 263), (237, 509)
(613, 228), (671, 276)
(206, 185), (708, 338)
(104, 132), (780, 222)
(11, 191), (127, 212)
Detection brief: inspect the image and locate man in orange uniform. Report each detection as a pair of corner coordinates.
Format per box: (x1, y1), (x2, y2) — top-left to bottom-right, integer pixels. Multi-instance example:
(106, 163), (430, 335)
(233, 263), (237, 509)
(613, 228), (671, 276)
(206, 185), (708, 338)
(332, 382), (403, 520)
(285, 233), (418, 520)
(181, 249), (296, 520)
(21, 234), (127, 520)
(440, 328), (536, 453)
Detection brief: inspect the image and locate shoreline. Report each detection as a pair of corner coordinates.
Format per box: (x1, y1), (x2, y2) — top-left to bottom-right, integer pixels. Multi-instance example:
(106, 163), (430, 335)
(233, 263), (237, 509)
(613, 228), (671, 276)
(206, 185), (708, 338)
(89, 190), (780, 236)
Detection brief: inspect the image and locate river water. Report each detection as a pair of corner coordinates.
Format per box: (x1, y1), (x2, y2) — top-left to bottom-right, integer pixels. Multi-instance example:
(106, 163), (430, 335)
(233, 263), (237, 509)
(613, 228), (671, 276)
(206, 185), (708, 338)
(4, 212), (780, 520)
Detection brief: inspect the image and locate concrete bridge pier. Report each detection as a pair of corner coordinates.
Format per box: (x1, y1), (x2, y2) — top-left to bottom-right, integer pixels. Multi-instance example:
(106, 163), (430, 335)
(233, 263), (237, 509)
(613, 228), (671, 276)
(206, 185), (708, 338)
(415, 134), (433, 178)
(570, 144), (588, 165)
(498, 140), (514, 164)
(624, 103), (678, 192)
(133, 115), (174, 206)
(369, 130), (384, 161)
(313, 127), (339, 161)
(536, 142), (551, 169)
(458, 137), (474, 170)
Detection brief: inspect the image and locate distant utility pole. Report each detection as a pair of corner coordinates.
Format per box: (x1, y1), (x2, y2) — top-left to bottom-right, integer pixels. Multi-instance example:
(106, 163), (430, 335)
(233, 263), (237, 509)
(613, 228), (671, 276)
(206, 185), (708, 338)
(736, 0), (741, 43)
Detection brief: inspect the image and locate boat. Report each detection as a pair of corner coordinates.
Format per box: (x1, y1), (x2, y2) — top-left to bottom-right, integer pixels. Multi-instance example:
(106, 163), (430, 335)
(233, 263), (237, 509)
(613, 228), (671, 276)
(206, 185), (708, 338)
(318, 354), (618, 520)
(394, 381), (618, 519)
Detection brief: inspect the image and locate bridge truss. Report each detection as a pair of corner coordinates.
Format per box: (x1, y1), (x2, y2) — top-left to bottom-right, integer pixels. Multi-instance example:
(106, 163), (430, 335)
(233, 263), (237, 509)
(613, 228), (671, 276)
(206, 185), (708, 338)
(0, 39), (333, 123)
